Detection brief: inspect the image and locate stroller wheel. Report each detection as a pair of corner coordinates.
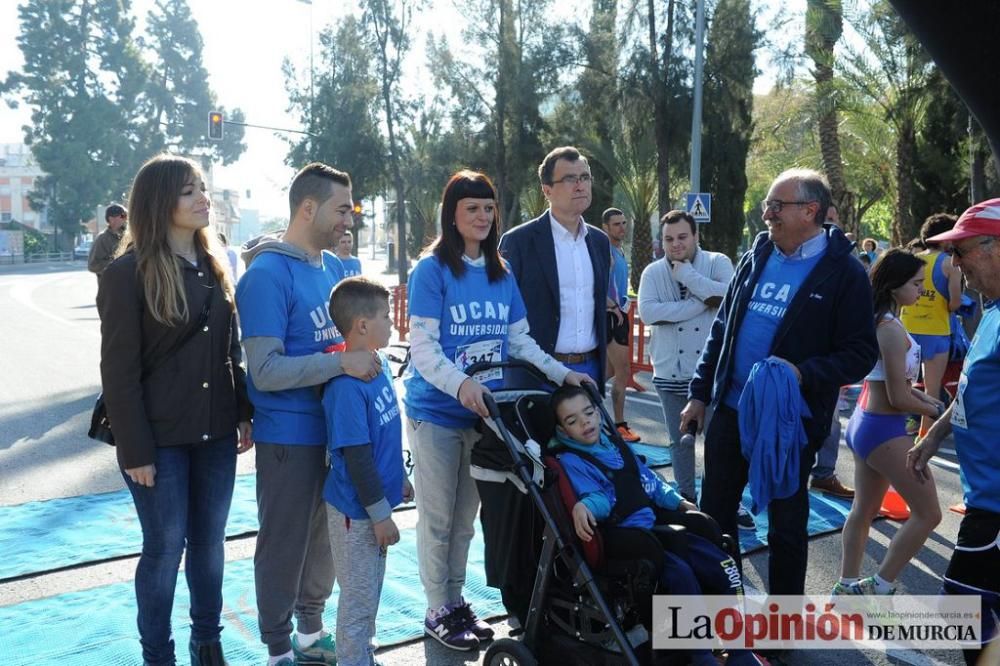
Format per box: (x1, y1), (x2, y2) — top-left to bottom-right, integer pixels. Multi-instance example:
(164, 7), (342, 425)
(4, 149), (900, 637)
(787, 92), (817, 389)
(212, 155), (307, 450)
(484, 637), (538, 666)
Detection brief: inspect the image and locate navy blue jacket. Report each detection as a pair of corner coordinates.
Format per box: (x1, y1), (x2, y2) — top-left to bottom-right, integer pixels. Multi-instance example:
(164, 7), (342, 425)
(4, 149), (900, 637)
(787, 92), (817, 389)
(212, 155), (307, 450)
(689, 225), (878, 442)
(499, 211), (611, 388)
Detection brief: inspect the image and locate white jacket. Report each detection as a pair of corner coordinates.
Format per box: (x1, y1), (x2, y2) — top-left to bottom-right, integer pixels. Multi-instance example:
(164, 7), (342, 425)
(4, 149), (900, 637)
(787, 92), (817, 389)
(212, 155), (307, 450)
(637, 249), (735, 382)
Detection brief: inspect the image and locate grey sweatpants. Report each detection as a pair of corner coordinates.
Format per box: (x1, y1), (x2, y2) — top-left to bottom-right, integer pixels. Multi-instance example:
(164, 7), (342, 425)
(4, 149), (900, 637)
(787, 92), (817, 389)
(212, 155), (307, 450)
(653, 386), (713, 501)
(407, 418), (480, 610)
(328, 507), (387, 666)
(254, 443), (336, 656)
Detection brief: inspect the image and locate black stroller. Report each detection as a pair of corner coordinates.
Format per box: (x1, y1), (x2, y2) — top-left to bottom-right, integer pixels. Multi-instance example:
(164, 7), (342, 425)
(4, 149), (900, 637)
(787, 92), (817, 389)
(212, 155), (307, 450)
(469, 361), (736, 666)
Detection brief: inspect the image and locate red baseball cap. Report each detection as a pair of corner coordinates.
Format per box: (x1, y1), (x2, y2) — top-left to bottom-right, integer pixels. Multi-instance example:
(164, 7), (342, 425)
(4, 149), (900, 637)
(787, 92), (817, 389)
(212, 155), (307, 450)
(927, 198), (1000, 242)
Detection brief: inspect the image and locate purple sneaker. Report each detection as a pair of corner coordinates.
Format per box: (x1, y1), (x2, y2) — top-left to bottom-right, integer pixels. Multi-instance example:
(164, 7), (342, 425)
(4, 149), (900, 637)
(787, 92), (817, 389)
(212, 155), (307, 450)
(452, 598), (494, 641)
(424, 605), (480, 651)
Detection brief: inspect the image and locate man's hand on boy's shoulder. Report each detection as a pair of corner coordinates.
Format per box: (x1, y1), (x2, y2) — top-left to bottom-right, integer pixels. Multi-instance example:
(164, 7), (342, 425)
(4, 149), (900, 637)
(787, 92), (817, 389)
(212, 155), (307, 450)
(374, 516), (400, 551)
(341, 350), (382, 381)
(572, 501), (597, 543)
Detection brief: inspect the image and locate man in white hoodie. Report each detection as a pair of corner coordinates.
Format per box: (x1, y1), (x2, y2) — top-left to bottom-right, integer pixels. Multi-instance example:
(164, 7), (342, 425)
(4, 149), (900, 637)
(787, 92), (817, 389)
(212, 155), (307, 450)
(637, 210), (734, 502)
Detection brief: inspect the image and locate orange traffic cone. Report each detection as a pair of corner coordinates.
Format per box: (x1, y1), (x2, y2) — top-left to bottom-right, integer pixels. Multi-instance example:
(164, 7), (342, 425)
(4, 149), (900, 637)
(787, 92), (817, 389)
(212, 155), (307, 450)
(879, 486), (910, 520)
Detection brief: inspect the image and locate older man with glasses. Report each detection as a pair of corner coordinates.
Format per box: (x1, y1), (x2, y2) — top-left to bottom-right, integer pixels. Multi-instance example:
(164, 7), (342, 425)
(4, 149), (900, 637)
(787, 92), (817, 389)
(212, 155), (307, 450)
(909, 198), (1000, 666)
(680, 169), (878, 620)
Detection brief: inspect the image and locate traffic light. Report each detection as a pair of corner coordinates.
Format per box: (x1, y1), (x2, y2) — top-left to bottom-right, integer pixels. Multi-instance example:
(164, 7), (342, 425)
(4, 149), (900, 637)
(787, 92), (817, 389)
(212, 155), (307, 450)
(208, 111), (223, 140)
(353, 202), (362, 215)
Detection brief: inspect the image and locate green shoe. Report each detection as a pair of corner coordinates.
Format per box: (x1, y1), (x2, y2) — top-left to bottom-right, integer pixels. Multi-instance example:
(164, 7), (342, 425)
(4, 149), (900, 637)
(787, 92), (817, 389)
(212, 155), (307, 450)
(831, 581), (853, 595)
(849, 576), (896, 595)
(291, 632), (337, 665)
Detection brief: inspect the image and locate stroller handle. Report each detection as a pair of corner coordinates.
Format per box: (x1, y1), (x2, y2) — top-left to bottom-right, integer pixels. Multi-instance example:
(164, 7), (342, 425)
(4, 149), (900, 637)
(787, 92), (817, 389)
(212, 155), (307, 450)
(464, 359), (556, 388)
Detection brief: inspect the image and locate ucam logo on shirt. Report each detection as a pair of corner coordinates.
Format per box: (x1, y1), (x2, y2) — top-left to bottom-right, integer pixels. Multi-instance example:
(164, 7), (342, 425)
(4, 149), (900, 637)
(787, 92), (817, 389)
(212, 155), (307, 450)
(747, 281), (792, 320)
(448, 300), (511, 336)
(309, 304), (342, 343)
(373, 383), (400, 426)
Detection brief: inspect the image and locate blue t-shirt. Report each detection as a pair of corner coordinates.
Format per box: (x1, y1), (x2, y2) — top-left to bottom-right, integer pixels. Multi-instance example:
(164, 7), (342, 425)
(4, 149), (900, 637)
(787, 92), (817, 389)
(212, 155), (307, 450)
(236, 250), (345, 445)
(402, 255), (527, 428)
(950, 301), (1000, 513)
(611, 245), (629, 308)
(322, 354), (404, 519)
(724, 247), (824, 408)
(340, 256), (363, 277)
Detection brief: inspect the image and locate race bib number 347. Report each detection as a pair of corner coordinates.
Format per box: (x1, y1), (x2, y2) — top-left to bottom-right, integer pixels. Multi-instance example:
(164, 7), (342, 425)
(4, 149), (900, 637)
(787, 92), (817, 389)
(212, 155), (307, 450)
(455, 339), (503, 384)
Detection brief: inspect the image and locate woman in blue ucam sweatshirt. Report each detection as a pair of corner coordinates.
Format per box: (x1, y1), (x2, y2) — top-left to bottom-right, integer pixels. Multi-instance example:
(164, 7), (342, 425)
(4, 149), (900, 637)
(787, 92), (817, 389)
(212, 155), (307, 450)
(403, 170), (590, 651)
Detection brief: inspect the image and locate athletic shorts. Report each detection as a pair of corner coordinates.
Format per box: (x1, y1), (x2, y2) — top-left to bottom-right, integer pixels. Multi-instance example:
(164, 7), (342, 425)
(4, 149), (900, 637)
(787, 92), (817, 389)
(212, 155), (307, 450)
(911, 332), (950, 358)
(845, 409), (908, 460)
(942, 508), (1000, 648)
(606, 309), (630, 346)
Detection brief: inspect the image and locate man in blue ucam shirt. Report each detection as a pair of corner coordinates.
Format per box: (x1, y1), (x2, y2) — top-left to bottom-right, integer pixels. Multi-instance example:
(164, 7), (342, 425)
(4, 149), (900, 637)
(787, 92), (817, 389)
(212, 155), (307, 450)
(909, 198), (1000, 665)
(334, 229), (363, 277)
(680, 169), (877, 604)
(236, 163), (382, 666)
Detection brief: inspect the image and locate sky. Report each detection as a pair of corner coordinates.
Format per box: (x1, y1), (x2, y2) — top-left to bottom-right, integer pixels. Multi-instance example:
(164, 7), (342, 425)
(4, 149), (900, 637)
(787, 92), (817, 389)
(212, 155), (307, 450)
(0, 0), (806, 220)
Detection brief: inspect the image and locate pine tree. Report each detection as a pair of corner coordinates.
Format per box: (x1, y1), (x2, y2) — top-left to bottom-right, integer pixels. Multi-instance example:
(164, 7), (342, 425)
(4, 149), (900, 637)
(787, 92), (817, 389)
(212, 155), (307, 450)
(284, 16), (385, 201)
(699, 0), (759, 259)
(143, 0), (246, 164)
(2, 0), (151, 249)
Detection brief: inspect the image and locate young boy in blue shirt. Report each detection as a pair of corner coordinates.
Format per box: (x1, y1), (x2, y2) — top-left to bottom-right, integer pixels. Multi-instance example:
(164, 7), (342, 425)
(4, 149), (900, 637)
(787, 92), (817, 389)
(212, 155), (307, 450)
(551, 385), (764, 666)
(323, 277), (413, 666)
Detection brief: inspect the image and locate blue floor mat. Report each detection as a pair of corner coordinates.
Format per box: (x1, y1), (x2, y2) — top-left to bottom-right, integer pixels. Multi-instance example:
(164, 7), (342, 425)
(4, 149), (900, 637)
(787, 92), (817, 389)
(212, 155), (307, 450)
(0, 474), (414, 582)
(0, 528), (505, 665)
(629, 442), (672, 468)
(732, 484), (857, 555)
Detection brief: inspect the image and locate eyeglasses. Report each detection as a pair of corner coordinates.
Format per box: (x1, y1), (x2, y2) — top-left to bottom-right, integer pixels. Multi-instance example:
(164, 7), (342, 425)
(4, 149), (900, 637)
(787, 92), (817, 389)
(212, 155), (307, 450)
(760, 199), (815, 214)
(551, 173), (593, 186)
(948, 237), (995, 259)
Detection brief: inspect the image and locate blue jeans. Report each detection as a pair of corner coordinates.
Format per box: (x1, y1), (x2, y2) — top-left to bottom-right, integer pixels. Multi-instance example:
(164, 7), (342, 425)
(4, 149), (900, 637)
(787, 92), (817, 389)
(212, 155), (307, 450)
(811, 410), (841, 480)
(122, 435), (237, 665)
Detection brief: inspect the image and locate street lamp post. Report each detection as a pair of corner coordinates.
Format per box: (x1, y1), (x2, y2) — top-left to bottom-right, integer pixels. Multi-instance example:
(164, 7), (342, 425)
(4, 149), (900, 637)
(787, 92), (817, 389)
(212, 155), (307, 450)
(295, 0), (315, 141)
(689, 0), (706, 193)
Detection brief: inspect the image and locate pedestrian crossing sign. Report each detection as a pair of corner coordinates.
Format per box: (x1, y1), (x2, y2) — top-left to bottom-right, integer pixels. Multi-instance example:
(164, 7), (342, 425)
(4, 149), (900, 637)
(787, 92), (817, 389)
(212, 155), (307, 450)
(685, 192), (711, 223)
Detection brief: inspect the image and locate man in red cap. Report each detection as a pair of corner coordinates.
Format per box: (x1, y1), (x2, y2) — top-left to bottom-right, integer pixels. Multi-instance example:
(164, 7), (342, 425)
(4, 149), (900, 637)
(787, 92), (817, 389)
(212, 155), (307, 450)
(908, 198), (1000, 665)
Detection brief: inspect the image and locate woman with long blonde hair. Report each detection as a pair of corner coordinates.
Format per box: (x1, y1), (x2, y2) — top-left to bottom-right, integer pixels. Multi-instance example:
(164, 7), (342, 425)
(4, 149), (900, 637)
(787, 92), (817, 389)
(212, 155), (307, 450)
(98, 154), (253, 666)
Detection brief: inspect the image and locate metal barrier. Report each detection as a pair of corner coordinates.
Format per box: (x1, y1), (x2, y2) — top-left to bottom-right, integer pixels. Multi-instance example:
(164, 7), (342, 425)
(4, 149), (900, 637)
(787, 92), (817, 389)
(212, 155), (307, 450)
(390, 285), (653, 382)
(25, 252), (74, 263)
(391, 285), (409, 341)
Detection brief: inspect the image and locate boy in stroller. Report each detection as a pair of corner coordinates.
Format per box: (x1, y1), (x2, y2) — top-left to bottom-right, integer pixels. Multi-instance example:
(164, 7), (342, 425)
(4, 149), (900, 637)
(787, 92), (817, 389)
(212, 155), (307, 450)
(551, 385), (766, 666)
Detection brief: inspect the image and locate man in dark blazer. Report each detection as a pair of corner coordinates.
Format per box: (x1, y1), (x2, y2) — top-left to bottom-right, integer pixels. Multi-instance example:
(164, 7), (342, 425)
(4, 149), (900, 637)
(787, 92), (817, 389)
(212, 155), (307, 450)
(499, 146), (616, 388)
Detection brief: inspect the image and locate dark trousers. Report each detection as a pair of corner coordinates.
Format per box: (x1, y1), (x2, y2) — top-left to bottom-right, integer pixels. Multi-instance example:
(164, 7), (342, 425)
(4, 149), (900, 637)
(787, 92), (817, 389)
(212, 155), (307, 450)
(123, 435), (237, 666)
(700, 404), (818, 596)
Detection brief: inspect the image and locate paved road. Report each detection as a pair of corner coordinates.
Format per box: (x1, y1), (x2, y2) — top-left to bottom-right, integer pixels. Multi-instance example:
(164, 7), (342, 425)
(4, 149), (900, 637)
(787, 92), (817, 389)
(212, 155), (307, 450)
(0, 263), (968, 665)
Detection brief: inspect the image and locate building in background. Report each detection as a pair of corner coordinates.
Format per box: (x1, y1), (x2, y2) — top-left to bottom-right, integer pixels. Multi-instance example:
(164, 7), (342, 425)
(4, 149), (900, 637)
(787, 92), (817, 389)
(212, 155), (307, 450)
(0, 144), (45, 230)
(211, 187), (240, 243)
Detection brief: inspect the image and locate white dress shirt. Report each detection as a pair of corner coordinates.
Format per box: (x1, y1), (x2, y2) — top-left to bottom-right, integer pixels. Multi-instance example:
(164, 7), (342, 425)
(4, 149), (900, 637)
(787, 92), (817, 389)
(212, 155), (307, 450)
(549, 212), (597, 354)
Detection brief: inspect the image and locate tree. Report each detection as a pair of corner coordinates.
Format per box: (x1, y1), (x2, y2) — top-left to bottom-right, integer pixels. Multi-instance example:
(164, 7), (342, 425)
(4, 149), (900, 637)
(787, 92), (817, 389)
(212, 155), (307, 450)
(2, 0), (151, 249)
(284, 16), (385, 202)
(362, 0), (421, 283)
(805, 0), (854, 233)
(648, 0), (675, 217)
(591, 122), (657, 291)
(842, 0), (934, 245)
(574, 0), (619, 227)
(428, 0), (570, 230)
(699, 0), (759, 260)
(143, 0), (246, 164)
